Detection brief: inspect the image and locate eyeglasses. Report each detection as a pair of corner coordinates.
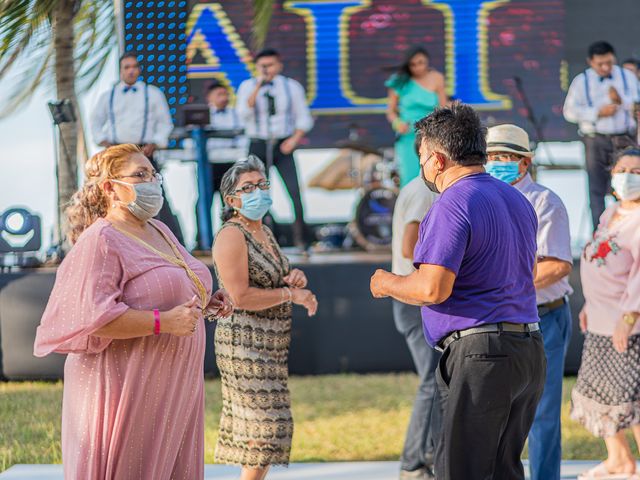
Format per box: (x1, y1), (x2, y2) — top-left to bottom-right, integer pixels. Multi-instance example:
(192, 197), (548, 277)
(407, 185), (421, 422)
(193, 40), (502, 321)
(115, 171), (163, 184)
(487, 153), (523, 162)
(235, 180), (270, 194)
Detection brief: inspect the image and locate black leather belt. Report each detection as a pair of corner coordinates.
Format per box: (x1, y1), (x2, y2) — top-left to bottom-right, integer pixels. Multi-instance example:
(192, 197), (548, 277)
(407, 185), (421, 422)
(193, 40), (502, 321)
(537, 296), (568, 317)
(249, 137), (286, 142)
(586, 132), (633, 139)
(435, 322), (540, 353)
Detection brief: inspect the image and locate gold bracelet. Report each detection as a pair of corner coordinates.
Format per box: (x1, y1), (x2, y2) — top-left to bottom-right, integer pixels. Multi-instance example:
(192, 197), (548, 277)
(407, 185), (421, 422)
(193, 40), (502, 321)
(284, 287), (292, 303)
(623, 312), (637, 326)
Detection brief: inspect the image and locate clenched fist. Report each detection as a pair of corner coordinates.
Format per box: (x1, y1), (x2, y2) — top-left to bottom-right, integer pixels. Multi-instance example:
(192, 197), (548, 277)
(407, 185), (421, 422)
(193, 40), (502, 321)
(290, 288), (318, 316)
(162, 295), (201, 336)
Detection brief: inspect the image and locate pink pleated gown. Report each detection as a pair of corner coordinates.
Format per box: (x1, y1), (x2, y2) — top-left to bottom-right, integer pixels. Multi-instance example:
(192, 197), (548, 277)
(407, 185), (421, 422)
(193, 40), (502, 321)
(34, 218), (212, 480)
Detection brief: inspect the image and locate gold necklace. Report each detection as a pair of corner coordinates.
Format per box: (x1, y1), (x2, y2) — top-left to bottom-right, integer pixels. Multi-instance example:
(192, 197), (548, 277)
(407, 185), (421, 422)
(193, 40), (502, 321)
(112, 222), (209, 313)
(237, 216), (259, 234)
(236, 217), (272, 251)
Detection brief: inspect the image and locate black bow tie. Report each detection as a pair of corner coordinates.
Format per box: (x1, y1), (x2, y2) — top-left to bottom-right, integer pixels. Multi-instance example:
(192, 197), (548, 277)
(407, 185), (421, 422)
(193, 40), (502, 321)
(214, 108), (227, 114)
(599, 75), (613, 82)
(123, 85), (138, 93)
(262, 81), (273, 87)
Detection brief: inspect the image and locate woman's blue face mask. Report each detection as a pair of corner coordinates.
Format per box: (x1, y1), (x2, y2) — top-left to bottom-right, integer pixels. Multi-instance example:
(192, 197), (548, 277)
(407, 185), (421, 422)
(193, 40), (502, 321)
(237, 189), (273, 221)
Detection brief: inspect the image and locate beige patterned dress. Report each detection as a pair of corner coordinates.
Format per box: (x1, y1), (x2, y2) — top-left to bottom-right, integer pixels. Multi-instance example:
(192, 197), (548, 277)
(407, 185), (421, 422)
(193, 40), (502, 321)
(213, 222), (293, 467)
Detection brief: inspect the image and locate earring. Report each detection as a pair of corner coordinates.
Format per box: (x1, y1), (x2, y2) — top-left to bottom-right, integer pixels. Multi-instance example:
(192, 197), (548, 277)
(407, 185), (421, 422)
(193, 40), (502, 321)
(111, 203), (117, 208)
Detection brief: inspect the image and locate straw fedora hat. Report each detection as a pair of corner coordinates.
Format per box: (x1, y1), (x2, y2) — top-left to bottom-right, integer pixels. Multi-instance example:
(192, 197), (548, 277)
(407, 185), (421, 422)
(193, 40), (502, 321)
(486, 124), (534, 158)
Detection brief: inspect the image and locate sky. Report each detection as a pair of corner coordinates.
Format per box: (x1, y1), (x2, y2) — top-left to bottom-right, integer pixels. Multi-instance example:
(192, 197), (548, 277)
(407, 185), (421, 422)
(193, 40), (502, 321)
(0, 51), (594, 256)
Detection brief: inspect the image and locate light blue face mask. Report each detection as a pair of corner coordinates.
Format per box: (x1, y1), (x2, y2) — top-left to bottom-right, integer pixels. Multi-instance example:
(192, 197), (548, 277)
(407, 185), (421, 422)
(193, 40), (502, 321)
(485, 161), (522, 184)
(238, 189), (273, 221)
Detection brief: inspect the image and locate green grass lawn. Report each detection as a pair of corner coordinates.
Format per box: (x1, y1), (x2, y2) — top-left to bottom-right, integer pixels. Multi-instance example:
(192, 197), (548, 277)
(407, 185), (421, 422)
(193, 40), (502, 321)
(0, 374), (633, 472)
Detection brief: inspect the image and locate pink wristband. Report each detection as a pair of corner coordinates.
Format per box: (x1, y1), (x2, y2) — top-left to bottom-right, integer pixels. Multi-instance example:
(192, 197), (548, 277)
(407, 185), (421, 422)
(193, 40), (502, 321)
(153, 309), (160, 335)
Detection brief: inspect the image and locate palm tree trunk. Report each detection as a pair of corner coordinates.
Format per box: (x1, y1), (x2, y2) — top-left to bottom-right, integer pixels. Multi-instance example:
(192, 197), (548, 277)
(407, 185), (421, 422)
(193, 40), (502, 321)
(52, 0), (79, 240)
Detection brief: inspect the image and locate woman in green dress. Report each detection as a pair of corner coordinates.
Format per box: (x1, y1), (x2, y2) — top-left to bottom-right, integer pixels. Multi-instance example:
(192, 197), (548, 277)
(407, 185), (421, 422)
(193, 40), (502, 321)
(386, 46), (447, 187)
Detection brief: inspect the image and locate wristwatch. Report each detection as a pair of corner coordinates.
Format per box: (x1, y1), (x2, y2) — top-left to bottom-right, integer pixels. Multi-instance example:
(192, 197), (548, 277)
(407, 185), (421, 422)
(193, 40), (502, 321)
(623, 313), (637, 326)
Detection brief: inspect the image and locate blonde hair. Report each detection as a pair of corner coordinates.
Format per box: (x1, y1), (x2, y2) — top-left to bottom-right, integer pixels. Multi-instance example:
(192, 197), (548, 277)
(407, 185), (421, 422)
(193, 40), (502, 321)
(65, 144), (142, 244)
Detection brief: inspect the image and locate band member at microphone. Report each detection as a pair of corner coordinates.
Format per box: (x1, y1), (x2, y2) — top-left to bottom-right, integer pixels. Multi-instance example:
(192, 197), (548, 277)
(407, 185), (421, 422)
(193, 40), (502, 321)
(235, 48), (314, 250)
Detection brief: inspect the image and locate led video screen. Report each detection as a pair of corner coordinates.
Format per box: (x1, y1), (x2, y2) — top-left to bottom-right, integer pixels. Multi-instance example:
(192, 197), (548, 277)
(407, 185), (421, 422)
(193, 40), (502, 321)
(123, 0), (567, 147)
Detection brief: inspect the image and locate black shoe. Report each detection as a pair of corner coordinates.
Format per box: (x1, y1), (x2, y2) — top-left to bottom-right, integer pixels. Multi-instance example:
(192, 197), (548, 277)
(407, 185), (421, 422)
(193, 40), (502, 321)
(399, 467), (435, 480)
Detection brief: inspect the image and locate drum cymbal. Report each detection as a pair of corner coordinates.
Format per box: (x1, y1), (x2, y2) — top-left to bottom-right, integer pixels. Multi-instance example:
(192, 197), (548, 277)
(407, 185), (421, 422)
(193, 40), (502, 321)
(334, 139), (381, 156)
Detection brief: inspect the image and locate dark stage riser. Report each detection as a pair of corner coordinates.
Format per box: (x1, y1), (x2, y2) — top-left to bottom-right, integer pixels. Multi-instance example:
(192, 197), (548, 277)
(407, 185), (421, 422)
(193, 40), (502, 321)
(0, 259), (586, 380)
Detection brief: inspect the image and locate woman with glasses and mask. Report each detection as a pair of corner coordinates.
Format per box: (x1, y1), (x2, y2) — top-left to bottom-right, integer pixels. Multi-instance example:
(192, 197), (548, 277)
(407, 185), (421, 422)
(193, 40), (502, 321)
(571, 147), (640, 480)
(386, 46), (447, 187)
(212, 155), (318, 480)
(34, 144), (233, 480)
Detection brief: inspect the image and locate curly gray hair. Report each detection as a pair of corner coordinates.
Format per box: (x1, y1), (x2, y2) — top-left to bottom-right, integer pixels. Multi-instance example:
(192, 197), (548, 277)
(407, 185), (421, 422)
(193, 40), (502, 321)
(220, 155), (267, 221)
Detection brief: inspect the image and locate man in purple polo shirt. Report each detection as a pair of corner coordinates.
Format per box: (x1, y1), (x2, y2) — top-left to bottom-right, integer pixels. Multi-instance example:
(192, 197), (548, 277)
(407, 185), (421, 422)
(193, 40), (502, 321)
(370, 102), (546, 480)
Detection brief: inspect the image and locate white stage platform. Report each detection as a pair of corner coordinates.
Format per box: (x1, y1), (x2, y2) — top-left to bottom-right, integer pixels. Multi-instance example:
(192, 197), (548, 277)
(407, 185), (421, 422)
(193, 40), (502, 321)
(0, 461), (630, 479)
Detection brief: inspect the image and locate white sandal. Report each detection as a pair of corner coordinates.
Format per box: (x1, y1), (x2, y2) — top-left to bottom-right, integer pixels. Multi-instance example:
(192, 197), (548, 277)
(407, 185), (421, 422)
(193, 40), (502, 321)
(578, 462), (635, 480)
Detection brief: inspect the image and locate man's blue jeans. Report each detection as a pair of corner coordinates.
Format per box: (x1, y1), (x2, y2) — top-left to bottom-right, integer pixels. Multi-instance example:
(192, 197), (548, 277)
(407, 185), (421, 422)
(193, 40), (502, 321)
(528, 302), (572, 480)
(392, 300), (441, 472)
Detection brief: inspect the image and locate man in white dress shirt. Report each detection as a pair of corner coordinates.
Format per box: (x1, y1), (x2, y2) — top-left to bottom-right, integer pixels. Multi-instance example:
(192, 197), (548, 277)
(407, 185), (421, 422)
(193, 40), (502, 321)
(192, 81), (248, 250)
(485, 124), (573, 480)
(90, 52), (183, 243)
(235, 48), (314, 248)
(563, 41), (639, 229)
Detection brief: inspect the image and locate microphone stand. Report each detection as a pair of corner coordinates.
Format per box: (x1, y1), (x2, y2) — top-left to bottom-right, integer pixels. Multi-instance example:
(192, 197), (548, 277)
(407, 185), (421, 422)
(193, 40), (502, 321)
(193, 125), (213, 250)
(263, 78), (276, 231)
(513, 76), (556, 172)
(46, 99), (76, 262)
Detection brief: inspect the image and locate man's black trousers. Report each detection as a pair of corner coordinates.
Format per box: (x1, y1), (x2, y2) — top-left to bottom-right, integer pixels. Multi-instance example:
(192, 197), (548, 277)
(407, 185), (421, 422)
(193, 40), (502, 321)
(434, 329), (546, 480)
(249, 138), (307, 246)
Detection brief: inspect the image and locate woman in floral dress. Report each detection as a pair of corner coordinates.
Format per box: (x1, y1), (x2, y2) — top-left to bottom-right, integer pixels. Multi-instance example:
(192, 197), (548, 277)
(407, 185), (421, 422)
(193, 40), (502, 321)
(572, 147), (640, 480)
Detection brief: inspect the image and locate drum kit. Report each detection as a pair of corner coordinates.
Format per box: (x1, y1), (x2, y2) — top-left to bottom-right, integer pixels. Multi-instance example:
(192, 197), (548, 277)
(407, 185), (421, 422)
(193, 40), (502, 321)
(163, 120), (400, 252)
(311, 126), (400, 251)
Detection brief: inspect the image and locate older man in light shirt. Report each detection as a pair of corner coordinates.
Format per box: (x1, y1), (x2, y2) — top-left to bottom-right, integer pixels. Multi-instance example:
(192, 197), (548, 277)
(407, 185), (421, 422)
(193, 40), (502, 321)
(485, 124), (573, 480)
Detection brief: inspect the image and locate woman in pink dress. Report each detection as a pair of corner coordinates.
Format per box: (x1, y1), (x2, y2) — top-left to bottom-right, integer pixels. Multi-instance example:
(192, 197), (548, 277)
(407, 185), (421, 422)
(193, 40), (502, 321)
(572, 147), (640, 480)
(34, 144), (232, 480)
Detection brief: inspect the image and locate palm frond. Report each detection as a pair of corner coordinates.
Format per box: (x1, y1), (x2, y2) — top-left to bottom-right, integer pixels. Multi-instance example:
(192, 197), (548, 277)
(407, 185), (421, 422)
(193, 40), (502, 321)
(74, 0), (115, 92)
(251, 0), (275, 51)
(1, 40), (55, 115)
(0, 0), (115, 116)
(0, 0), (57, 70)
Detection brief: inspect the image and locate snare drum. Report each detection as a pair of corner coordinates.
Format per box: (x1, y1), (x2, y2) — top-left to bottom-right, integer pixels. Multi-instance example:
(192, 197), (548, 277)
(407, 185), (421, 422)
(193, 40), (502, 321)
(348, 187), (397, 251)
